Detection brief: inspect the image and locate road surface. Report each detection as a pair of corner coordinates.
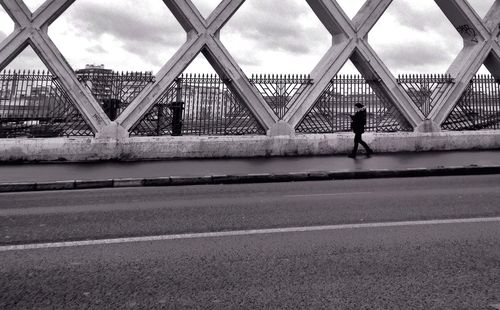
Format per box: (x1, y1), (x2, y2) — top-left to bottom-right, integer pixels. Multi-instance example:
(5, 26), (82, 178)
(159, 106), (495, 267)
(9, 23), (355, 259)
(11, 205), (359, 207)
(1, 175), (500, 309)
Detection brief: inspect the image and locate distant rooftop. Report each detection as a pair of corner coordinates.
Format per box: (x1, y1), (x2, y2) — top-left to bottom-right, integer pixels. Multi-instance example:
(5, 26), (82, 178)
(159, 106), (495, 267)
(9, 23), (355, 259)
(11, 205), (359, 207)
(85, 64), (106, 70)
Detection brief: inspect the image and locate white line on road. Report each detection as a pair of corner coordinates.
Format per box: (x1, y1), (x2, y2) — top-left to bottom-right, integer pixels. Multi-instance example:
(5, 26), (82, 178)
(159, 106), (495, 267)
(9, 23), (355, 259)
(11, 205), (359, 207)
(2, 217), (500, 252)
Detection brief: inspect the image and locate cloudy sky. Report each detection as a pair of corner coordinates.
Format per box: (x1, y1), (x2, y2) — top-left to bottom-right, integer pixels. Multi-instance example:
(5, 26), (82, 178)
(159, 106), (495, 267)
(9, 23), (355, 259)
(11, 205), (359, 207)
(0, 0), (494, 75)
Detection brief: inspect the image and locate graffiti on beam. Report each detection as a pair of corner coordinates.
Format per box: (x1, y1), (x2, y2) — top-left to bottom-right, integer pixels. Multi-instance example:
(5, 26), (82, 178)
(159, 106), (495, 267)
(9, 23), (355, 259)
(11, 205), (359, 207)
(93, 113), (104, 125)
(456, 24), (479, 43)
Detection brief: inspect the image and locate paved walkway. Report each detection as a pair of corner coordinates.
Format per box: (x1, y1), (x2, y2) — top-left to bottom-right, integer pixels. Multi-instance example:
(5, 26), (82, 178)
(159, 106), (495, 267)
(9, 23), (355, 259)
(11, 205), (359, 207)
(0, 150), (499, 183)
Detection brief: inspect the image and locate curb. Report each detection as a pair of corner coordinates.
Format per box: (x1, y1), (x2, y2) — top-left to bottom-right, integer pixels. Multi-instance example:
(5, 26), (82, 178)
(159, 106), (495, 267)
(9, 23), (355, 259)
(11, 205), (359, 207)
(0, 165), (499, 193)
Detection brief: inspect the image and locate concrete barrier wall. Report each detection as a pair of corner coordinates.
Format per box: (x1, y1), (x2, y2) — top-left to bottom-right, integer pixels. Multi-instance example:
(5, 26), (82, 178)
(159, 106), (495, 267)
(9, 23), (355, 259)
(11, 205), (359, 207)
(0, 131), (499, 162)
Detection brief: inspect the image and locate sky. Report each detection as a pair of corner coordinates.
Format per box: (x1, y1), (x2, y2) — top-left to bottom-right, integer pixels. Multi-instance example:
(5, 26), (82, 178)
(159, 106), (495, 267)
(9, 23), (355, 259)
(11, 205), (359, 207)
(0, 0), (495, 75)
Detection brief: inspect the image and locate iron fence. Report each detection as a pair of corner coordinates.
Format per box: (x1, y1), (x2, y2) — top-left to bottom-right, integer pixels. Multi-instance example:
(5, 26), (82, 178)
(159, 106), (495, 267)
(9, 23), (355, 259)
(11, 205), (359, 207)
(249, 74), (312, 120)
(1, 70), (500, 138)
(131, 74), (265, 136)
(77, 70), (155, 121)
(397, 74), (454, 118)
(0, 70), (92, 138)
(297, 75), (413, 133)
(442, 75), (500, 130)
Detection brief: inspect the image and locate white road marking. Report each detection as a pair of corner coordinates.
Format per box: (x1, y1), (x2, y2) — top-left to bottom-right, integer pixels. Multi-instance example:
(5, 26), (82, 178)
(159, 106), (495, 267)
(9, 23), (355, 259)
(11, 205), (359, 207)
(1, 217), (500, 252)
(284, 191), (373, 198)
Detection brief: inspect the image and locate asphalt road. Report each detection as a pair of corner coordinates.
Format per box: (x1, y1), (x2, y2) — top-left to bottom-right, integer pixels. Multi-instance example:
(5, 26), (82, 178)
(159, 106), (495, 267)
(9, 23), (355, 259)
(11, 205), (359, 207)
(1, 175), (500, 309)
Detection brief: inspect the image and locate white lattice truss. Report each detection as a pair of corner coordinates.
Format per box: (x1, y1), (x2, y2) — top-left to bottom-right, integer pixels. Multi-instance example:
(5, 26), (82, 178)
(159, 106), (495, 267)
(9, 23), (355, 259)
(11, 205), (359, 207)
(1, 0), (500, 137)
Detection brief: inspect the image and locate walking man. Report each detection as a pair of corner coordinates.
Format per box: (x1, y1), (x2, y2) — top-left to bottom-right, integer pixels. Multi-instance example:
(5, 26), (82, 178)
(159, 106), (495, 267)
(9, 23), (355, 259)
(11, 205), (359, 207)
(348, 103), (373, 158)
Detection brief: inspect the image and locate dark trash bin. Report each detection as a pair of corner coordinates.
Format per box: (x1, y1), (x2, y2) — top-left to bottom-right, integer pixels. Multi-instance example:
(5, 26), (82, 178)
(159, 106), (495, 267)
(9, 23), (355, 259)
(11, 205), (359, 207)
(170, 101), (184, 136)
(102, 98), (121, 121)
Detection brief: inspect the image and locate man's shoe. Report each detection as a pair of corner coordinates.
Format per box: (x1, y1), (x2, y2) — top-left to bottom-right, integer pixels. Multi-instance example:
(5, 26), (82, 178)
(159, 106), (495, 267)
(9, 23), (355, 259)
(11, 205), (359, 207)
(347, 153), (356, 159)
(366, 150), (374, 157)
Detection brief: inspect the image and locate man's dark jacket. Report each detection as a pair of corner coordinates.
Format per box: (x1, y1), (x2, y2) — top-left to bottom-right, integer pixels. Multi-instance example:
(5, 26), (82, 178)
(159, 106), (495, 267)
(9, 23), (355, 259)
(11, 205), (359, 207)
(351, 108), (367, 134)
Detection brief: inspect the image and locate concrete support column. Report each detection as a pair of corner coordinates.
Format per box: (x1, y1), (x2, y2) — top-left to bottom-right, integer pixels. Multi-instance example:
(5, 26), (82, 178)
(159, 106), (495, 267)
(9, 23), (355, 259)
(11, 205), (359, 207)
(416, 120), (442, 133)
(269, 122), (295, 137)
(95, 123), (129, 140)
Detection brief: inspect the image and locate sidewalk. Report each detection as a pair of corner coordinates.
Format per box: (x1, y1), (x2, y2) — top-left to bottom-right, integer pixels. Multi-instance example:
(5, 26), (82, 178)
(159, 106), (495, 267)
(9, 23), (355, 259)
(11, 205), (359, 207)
(0, 150), (499, 192)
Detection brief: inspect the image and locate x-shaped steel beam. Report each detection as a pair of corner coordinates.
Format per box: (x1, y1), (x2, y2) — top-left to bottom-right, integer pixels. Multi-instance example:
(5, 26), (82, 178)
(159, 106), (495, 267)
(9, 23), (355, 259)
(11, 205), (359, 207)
(287, 0), (423, 130)
(118, 0), (277, 133)
(0, 0), (110, 133)
(2, 0), (499, 136)
(431, 0), (500, 126)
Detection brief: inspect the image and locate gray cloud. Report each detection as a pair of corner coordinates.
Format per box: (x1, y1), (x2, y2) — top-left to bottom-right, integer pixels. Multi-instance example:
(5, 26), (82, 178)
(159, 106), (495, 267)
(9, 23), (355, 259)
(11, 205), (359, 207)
(193, 0), (217, 17)
(5, 46), (47, 71)
(389, 1), (455, 33)
(233, 51), (261, 67)
(468, 0), (494, 17)
(65, 2), (185, 66)
(377, 41), (456, 72)
(3, 0), (491, 74)
(368, 0), (472, 73)
(225, 0), (329, 55)
(85, 44), (107, 54)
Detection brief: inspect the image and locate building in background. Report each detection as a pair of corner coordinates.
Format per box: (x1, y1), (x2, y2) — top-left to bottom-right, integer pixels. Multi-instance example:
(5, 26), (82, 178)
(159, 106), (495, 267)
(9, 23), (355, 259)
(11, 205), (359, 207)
(75, 64), (155, 120)
(75, 64), (114, 102)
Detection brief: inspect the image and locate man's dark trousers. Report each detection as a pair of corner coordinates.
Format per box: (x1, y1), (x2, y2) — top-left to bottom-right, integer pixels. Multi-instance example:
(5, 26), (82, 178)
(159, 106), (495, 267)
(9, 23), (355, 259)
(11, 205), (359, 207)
(352, 132), (372, 155)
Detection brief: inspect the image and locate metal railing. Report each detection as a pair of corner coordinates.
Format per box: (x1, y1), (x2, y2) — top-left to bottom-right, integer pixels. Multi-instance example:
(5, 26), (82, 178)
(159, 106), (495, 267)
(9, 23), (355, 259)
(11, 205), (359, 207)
(296, 75), (413, 133)
(131, 74), (265, 136)
(442, 75), (500, 130)
(397, 74), (454, 117)
(0, 70), (92, 138)
(77, 71), (155, 121)
(1, 70), (499, 138)
(249, 74), (312, 120)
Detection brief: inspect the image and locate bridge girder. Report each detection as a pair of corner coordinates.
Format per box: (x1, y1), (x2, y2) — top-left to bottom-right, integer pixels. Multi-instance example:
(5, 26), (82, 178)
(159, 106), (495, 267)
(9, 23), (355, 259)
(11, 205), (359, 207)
(0, 0), (499, 136)
(0, 0), (109, 134)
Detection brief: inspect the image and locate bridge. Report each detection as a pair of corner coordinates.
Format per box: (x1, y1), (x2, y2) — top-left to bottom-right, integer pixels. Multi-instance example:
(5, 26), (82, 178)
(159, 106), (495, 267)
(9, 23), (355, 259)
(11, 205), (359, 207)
(0, 0), (499, 161)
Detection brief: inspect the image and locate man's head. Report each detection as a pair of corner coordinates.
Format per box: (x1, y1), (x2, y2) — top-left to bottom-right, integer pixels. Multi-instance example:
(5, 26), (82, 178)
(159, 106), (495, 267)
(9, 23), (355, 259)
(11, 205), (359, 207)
(355, 103), (364, 109)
